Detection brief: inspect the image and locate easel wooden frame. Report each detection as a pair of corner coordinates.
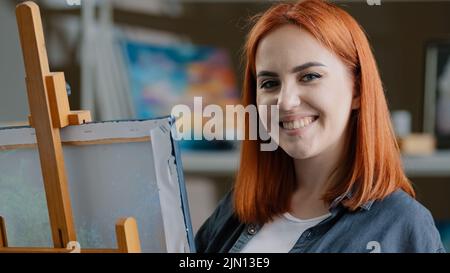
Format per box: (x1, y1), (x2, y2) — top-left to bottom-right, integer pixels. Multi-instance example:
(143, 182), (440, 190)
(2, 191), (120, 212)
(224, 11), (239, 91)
(0, 1), (141, 253)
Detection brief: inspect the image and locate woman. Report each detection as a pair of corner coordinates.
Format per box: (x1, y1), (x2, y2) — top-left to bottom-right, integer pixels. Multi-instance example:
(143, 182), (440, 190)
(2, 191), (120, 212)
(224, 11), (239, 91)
(195, 0), (445, 253)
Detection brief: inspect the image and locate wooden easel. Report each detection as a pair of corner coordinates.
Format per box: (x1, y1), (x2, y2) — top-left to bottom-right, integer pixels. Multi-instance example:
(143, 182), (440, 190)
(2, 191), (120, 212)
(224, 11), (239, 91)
(0, 1), (141, 253)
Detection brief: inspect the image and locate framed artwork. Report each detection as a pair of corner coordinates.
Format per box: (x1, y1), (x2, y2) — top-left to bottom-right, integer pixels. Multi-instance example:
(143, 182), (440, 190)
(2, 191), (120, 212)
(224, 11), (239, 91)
(424, 41), (450, 149)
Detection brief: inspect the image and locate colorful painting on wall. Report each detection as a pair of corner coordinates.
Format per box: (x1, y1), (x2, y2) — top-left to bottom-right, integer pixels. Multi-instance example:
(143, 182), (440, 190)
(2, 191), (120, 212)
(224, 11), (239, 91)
(121, 40), (240, 150)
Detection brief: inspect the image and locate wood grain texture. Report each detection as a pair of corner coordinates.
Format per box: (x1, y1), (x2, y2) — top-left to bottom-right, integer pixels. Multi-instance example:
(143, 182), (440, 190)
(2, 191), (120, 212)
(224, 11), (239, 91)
(116, 217), (142, 253)
(5, 1), (143, 253)
(16, 1), (76, 248)
(0, 136), (151, 150)
(0, 216), (7, 247)
(46, 72), (71, 128)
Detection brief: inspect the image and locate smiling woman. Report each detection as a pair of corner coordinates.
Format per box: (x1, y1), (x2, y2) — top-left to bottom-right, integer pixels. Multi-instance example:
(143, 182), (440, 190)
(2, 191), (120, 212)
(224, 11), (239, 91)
(255, 25), (357, 160)
(195, 0), (445, 253)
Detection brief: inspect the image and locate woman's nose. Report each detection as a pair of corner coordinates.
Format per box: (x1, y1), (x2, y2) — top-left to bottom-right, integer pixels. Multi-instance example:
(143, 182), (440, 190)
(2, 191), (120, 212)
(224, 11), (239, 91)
(277, 85), (301, 111)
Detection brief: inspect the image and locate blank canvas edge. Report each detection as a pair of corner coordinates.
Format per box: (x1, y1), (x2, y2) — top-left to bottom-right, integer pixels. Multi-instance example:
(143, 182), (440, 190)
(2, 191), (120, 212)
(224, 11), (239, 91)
(150, 118), (192, 253)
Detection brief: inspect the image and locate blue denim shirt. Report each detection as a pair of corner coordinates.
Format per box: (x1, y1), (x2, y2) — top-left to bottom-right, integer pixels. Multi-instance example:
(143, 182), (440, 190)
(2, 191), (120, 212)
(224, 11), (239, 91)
(195, 189), (446, 253)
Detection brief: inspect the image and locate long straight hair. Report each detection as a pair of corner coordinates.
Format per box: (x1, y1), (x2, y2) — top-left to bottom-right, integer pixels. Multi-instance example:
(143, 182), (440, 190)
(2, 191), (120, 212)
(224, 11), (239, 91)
(234, 0), (414, 224)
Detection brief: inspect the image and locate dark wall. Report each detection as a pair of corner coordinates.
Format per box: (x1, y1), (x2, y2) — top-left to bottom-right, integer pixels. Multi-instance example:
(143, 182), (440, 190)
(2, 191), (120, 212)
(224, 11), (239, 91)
(344, 2), (450, 132)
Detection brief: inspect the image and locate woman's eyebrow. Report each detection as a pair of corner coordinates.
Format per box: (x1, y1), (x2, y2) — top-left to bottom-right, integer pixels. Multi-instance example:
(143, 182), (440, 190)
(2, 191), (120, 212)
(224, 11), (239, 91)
(256, 71), (278, 78)
(290, 62), (326, 73)
(256, 62), (326, 78)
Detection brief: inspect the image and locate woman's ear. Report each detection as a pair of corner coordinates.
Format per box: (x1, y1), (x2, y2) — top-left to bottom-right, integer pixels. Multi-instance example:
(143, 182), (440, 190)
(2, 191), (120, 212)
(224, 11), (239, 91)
(351, 94), (361, 110)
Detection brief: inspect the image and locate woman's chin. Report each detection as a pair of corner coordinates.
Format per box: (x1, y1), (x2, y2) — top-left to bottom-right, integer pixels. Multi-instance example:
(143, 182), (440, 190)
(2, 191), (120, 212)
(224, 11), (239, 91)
(281, 145), (315, 160)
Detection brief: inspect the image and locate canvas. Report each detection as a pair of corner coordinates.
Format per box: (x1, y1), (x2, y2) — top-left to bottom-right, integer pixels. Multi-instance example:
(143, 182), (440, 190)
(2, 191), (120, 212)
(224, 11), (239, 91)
(0, 117), (194, 253)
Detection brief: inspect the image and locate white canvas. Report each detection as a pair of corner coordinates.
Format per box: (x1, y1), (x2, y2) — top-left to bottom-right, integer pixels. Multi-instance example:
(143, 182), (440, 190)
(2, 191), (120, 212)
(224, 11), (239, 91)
(0, 117), (194, 253)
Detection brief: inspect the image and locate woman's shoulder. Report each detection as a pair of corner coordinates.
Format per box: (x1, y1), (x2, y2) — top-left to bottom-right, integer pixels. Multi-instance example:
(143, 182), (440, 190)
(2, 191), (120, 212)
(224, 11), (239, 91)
(367, 189), (445, 252)
(194, 190), (243, 252)
(372, 189), (434, 222)
(204, 190), (235, 224)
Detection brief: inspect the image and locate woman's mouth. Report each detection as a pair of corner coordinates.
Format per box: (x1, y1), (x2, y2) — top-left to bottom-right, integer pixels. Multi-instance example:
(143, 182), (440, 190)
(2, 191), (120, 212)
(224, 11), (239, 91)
(279, 115), (319, 134)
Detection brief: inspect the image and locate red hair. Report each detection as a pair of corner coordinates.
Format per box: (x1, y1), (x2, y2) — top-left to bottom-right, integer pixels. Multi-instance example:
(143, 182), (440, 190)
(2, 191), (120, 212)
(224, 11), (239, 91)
(234, 0), (414, 224)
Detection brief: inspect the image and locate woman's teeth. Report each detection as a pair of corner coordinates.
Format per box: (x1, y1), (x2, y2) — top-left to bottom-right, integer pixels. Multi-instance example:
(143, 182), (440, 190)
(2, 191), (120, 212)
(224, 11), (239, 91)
(281, 116), (316, 130)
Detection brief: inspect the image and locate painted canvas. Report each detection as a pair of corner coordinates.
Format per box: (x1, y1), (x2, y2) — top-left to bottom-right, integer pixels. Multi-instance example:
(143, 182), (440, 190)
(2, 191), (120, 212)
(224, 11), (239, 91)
(0, 117), (194, 253)
(120, 40), (240, 150)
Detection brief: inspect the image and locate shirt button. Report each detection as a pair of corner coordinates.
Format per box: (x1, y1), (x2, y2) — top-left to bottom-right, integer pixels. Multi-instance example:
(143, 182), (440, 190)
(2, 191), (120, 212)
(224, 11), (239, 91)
(247, 224), (256, 235)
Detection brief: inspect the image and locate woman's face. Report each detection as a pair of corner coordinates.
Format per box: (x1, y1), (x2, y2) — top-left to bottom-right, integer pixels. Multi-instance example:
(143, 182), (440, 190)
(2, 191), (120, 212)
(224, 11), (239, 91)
(255, 25), (359, 159)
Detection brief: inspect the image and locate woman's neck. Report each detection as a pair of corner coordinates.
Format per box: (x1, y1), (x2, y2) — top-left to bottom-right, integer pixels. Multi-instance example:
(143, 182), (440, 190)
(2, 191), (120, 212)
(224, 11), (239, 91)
(290, 132), (350, 219)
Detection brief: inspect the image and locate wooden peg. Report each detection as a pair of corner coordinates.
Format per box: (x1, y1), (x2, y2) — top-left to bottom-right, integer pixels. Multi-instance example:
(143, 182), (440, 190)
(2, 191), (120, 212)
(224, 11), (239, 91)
(0, 216), (8, 247)
(68, 110), (91, 126)
(28, 72), (92, 128)
(116, 217), (141, 253)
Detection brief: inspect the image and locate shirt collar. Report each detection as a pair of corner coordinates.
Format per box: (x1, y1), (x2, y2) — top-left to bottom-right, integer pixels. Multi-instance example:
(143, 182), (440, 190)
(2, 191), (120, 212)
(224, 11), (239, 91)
(329, 189), (375, 211)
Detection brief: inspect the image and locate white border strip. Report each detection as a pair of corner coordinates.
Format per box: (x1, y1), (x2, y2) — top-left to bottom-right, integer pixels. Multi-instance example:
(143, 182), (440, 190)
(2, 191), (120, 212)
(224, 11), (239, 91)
(151, 122), (190, 253)
(0, 119), (164, 146)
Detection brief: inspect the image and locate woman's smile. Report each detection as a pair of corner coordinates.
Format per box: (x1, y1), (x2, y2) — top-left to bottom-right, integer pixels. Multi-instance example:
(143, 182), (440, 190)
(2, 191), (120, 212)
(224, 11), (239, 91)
(279, 114), (319, 136)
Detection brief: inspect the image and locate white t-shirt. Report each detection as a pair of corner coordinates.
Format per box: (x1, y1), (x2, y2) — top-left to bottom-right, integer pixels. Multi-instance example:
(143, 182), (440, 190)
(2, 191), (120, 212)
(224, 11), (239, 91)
(240, 212), (331, 253)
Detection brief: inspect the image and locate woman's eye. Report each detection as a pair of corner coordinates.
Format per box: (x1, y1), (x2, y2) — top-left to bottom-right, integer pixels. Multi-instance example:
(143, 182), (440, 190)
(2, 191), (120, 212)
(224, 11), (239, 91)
(300, 73), (322, 82)
(260, 80), (279, 89)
